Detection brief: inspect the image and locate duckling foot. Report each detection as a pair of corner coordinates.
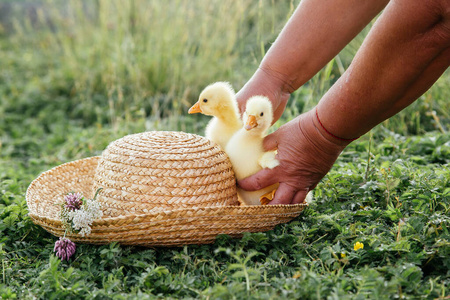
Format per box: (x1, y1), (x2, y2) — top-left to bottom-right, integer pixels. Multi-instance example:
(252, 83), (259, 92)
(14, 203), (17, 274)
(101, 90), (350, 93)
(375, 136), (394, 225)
(260, 189), (277, 205)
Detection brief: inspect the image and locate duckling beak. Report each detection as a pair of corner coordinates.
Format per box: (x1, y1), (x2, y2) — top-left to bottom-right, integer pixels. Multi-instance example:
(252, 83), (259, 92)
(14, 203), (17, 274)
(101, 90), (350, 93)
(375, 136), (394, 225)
(188, 102), (202, 114)
(245, 115), (258, 131)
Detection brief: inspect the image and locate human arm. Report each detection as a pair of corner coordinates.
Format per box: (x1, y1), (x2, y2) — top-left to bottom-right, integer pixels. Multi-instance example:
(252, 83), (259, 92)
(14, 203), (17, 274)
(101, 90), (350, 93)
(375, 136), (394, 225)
(316, 0), (450, 139)
(236, 0), (390, 121)
(238, 0), (450, 204)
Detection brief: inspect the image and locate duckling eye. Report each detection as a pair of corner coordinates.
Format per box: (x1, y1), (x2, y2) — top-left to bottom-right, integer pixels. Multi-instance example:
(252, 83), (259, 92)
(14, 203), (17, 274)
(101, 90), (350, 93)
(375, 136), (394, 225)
(203, 99), (208, 103)
(260, 112), (264, 117)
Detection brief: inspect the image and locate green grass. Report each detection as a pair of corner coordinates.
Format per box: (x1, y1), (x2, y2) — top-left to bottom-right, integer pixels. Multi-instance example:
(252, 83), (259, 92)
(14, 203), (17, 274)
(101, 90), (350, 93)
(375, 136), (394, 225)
(1, 1), (449, 299)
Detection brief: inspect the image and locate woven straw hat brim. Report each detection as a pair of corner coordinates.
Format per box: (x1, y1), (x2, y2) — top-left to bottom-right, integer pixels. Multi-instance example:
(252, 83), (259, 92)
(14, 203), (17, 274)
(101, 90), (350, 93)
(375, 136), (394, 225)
(27, 157), (306, 247)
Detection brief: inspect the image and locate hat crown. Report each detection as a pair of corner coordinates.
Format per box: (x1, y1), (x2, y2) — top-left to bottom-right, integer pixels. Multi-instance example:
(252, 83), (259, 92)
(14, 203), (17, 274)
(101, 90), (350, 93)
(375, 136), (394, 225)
(93, 131), (239, 216)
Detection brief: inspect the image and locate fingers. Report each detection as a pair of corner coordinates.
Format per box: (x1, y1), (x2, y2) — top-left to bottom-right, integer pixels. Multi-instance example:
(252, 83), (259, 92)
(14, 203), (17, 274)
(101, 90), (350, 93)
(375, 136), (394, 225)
(268, 185), (309, 205)
(267, 183), (297, 205)
(292, 189), (309, 204)
(237, 168), (279, 191)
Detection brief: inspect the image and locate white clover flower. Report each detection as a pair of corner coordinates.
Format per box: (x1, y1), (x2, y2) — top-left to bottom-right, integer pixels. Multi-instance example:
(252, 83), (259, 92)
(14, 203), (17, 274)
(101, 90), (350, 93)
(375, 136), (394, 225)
(85, 198), (103, 220)
(68, 198), (103, 236)
(70, 209), (92, 236)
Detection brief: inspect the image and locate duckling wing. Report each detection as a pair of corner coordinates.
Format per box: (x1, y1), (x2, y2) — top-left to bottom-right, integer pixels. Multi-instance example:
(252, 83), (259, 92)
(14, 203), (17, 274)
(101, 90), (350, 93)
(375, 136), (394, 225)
(205, 118), (227, 149)
(206, 118), (240, 149)
(258, 151), (279, 169)
(205, 118), (218, 140)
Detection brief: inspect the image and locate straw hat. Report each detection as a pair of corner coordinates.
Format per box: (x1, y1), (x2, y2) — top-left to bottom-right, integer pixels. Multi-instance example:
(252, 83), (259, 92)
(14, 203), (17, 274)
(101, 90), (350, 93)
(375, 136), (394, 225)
(26, 131), (306, 247)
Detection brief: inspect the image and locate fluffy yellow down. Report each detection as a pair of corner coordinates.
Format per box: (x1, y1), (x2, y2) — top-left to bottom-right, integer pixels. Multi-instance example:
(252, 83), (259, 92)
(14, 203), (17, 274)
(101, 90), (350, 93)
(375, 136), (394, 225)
(225, 96), (279, 205)
(188, 82), (242, 149)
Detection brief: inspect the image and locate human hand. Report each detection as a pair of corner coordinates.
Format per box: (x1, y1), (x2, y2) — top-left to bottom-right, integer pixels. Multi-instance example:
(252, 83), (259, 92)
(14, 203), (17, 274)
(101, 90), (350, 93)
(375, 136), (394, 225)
(235, 68), (292, 124)
(237, 108), (350, 204)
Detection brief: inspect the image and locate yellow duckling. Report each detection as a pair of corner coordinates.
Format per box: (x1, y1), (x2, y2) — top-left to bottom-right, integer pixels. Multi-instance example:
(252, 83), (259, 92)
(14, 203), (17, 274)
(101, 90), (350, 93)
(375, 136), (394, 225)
(225, 96), (279, 205)
(188, 82), (242, 149)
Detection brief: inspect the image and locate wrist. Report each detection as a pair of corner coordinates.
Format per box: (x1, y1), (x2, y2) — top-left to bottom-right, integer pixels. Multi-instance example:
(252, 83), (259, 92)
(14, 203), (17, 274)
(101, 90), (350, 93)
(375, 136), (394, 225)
(301, 109), (353, 150)
(314, 107), (359, 144)
(257, 65), (296, 95)
(288, 109), (348, 179)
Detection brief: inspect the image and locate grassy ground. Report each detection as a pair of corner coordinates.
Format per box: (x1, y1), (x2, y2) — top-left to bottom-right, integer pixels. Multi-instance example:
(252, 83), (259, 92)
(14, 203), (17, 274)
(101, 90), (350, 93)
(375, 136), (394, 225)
(1, 1), (449, 299)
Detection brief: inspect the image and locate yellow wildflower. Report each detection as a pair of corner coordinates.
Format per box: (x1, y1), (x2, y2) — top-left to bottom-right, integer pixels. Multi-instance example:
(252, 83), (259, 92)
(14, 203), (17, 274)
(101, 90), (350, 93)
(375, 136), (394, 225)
(354, 242), (364, 251)
(341, 252), (346, 258)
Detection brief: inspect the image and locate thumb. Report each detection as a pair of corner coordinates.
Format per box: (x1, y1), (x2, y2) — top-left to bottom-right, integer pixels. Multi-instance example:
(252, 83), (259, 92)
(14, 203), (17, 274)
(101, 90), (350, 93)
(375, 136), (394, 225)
(262, 131), (279, 151)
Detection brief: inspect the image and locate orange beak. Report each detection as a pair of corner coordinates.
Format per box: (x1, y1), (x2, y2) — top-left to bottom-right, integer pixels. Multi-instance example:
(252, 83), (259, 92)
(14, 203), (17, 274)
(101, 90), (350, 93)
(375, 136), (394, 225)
(245, 115), (258, 130)
(188, 102), (202, 114)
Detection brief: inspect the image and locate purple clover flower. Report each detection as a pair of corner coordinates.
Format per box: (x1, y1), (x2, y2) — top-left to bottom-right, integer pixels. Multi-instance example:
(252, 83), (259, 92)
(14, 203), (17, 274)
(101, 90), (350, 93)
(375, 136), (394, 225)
(64, 192), (83, 211)
(54, 237), (76, 261)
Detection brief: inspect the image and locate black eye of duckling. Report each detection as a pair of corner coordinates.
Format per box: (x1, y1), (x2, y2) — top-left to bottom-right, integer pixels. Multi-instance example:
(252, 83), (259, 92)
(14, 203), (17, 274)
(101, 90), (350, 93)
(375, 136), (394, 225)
(260, 112), (264, 117)
(203, 99), (208, 103)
